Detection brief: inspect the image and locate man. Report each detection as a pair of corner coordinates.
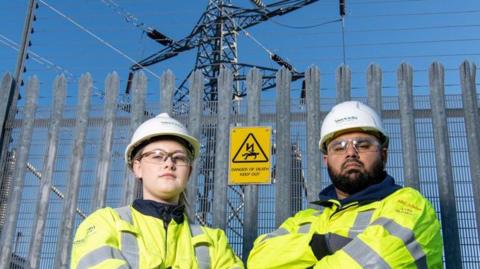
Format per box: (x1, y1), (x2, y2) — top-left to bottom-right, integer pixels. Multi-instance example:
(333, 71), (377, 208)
(247, 101), (443, 268)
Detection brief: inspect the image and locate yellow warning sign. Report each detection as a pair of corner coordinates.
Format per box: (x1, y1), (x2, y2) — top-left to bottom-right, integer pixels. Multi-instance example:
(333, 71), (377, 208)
(229, 126), (271, 185)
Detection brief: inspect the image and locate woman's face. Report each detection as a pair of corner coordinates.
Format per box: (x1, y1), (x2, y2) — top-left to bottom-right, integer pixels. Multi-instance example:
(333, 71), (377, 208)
(133, 139), (192, 204)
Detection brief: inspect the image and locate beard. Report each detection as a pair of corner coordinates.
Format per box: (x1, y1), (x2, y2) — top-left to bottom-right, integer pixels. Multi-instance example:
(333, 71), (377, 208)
(327, 157), (386, 196)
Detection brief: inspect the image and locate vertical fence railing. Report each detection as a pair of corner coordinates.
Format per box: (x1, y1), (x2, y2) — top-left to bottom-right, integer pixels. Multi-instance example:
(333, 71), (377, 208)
(0, 75), (39, 268)
(275, 68), (292, 226)
(160, 70), (175, 115)
(0, 61), (479, 267)
(0, 74), (16, 229)
(397, 63), (420, 189)
(92, 72), (119, 211)
(187, 70), (203, 221)
(122, 71), (147, 205)
(212, 67), (232, 230)
(336, 65), (351, 103)
(429, 62), (462, 268)
(243, 68), (262, 260)
(28, 75), (67, 269)
(366, 64), (382, 113)
(54, 73), (92, 269)
(305, 66), (321, 204)
(459, 61), (480, 243)
(0, 74), (16, 188)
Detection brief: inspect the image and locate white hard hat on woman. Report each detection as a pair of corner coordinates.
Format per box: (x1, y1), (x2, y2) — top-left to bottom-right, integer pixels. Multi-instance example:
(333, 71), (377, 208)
(124, 113), (200, 168)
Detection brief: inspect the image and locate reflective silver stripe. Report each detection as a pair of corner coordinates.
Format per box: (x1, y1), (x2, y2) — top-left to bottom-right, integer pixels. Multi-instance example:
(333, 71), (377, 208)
(343, 238), (391, 269)
(372, 217), (427, 269)
(114, 207), (139, 268)
(298, 223), (311, 233)
(190, 224), (211, 269)
(259, 227), (289, 243)
(190, 224), (203, 236)
(326, 233), (352, 252)
(349, 210), (374, 238)
(121, 231), (139, 268)
(77, 245), (128, 269)
(194, 243), (210, 269)
(313, 209), (323, 216)
(115, 206), (133, 224)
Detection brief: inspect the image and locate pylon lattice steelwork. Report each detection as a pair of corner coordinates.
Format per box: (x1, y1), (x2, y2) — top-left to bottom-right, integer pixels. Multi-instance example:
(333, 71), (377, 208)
(129, 0), (318, 103)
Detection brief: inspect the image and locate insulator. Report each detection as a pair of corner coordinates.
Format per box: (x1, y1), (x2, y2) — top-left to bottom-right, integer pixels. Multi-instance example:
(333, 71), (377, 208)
(271, 54), (293, 71)
(146, 29), (174, 46)
(31, 28), (34, 34)
(125, 72), (134, 94)
(28, 41), (32, 47)
(339, 0), (346, 16)
(251, 0), (266, 8)
(300, 80), (306, 99)
(26, 53), (29, 59)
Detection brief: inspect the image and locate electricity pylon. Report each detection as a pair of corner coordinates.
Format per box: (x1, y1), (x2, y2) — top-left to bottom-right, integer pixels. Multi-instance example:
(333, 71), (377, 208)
(128, 0), (318, 103)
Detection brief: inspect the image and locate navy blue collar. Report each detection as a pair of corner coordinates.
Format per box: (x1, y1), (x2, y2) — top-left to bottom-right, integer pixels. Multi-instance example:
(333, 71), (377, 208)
(312, 174), (402, 207)
(132, 199), (185, 224)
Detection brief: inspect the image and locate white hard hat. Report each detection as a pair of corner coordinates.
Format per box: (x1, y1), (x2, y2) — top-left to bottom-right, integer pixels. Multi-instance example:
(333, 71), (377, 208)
(124, 113), (200, 167)
(319, 101), (389, 153)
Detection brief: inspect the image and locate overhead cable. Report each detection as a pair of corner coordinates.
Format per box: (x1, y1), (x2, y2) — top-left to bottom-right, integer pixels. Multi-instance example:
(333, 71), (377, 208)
(38, 0), (161, 80)
(100, 0), (175, 46)
(1, 34), (106, 98)
(270, 18), (341, 29)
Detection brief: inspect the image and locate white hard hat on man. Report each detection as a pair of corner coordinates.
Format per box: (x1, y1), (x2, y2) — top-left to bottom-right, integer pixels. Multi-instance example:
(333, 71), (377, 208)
(319, 101), (389, 153)
(124, 113), (200, 168)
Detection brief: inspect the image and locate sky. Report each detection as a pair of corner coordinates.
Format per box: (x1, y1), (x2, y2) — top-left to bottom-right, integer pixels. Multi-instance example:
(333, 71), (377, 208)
(1, 0), (480, 105)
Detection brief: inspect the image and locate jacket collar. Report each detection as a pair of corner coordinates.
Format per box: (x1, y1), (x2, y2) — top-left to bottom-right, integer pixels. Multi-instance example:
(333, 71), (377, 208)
(132, 199), (185, 224)
(312, 173), (402, 207)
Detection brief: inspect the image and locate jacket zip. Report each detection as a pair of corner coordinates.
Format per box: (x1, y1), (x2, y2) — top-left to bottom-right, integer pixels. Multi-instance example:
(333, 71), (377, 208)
(164, 220), (169, 268)
(330, 201), (358, 218)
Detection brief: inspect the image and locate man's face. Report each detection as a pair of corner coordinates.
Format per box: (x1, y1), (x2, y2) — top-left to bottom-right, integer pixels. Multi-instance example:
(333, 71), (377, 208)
(323, 131), (387, 197)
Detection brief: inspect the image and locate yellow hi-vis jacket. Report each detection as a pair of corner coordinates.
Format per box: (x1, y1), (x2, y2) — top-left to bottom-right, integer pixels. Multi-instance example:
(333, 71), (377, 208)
(247, 175), (443, 269)
(71, 206), (244, 269)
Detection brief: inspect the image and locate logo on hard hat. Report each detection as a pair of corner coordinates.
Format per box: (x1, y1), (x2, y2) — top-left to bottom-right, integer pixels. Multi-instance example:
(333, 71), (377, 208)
(334, 116), (358, 124)
(161, 121), (182, 126)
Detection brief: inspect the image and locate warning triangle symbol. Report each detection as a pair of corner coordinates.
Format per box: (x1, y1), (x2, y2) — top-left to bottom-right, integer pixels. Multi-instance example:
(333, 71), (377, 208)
(232, 133), (269, 163)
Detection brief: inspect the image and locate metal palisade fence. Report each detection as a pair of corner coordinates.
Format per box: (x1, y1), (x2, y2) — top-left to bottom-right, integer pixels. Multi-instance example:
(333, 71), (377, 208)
(0, 61), (479, 268)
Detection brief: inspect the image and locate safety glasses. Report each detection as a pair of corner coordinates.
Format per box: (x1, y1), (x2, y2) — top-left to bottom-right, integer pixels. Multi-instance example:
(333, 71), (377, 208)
(138, 149), (191, 166)
(327, 137), (380, 155)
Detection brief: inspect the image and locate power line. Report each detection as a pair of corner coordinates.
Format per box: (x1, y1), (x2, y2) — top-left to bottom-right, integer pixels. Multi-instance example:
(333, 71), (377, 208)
(38, 0), (162, 80)
(0, 33), (117, 99)
(301, 37), (480, 49)
(349, 9), (480, 18)
(99, 0), (152, 32)
(0, 34), (74, 79)
(269, 18), (341, 29)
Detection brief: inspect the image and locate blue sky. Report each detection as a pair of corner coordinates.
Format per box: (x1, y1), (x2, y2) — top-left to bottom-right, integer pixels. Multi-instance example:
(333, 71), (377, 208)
(1, 0), (480, 104)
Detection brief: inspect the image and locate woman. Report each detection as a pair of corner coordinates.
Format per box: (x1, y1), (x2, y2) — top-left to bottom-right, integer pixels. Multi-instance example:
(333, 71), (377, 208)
(71, 113), (244, 269)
